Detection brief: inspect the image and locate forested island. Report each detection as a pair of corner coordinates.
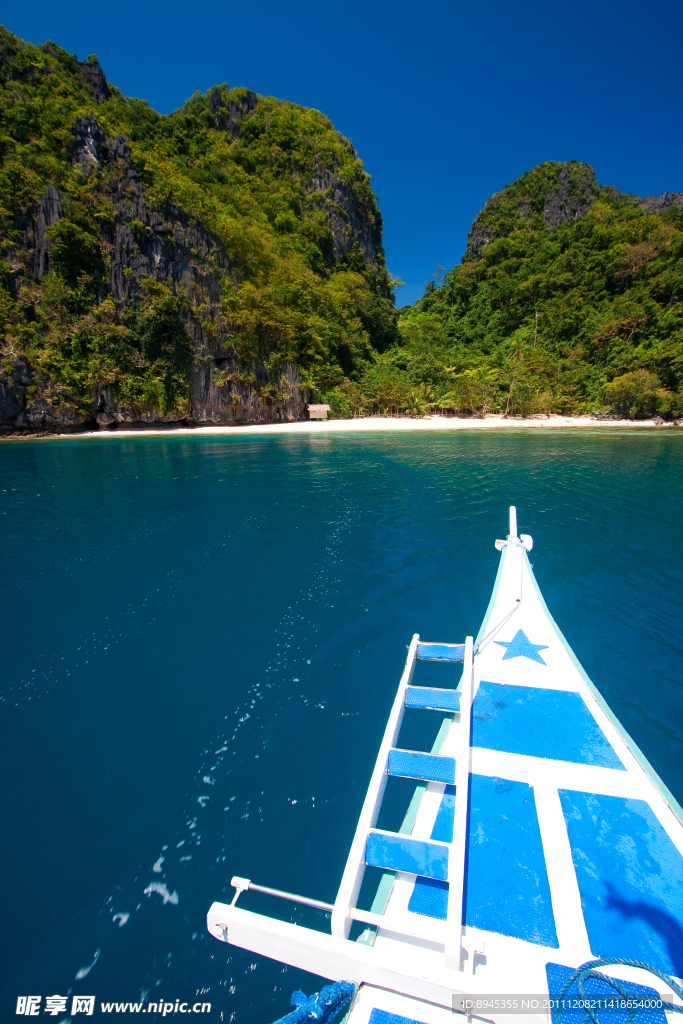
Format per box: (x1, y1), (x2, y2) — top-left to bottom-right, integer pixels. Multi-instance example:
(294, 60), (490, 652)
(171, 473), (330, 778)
(1, 27), (682, 432)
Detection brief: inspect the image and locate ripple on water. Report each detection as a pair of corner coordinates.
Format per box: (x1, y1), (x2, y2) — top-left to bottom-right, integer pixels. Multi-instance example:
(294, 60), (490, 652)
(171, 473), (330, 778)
(0, 429), (682, 1020)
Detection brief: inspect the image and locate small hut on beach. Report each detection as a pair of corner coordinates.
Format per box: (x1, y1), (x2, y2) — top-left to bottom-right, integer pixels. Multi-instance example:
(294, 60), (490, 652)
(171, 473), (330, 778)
(307, 404), (331, 421)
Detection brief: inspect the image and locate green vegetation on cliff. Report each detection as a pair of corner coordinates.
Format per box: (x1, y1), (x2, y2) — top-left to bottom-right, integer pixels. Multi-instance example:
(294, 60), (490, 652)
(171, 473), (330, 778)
(1, 24), (682, 428)
(388, 162), (683, 419)
(0, 27), (397, 427)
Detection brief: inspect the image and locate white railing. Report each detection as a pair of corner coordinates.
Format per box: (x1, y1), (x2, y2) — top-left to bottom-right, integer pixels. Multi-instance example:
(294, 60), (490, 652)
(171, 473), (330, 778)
(331, 629), (475, 968)
(234, 629), (474, 963)
(227, 874), (450, 946)
(330, 634), (420, 939)
(445, 634), (473, 969)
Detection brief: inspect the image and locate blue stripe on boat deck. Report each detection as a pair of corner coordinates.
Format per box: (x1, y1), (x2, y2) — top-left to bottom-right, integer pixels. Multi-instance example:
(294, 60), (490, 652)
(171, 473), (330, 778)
(430, 784), (456, 842)
(407, 875), (449, 920)
(545, 963), (666, 1024)
(405, 686), (460, 712)
(366, 833), (448, 881)
(368, 1010), (429, 1024)
(417, 642), (464, 662)
(472, 681), (625, 769)
(408, 774), (558, 947)
(559, 790), (683, 977)
(387, 749), (456, 784)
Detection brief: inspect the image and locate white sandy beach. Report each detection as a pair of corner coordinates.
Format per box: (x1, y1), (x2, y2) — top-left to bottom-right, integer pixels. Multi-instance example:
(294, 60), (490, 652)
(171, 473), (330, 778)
(17, 413), (679, 441)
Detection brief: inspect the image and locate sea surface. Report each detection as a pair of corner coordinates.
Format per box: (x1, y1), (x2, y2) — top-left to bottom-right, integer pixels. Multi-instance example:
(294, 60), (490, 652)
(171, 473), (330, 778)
(1, 428), (682, 1021)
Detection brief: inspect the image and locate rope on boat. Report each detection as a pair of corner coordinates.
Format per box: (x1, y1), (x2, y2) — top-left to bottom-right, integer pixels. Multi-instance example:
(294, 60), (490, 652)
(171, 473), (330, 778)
(272, 981), (356, 1024)
(552, 958), (683, 1024)
(476, 544), (525, 655)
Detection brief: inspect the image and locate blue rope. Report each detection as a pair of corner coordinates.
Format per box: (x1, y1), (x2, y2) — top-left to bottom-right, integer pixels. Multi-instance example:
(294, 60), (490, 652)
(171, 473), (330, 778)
(272, 980), (356, 1024)
(552, 958), (683, 1024)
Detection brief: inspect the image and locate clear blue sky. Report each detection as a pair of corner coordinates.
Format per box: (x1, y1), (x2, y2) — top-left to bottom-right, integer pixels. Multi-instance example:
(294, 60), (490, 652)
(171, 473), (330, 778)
(4, 0), (682, 304)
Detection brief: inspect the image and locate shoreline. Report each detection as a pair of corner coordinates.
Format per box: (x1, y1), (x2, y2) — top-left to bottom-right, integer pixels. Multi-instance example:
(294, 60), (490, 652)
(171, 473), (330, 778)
(1, 414), (681, 441)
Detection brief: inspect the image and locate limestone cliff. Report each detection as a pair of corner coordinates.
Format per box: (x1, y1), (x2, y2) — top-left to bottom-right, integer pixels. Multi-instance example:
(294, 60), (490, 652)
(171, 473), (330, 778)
(464, 161), (681, 260)
(0, 29), (397, 434)
(466, 162), (599, 258)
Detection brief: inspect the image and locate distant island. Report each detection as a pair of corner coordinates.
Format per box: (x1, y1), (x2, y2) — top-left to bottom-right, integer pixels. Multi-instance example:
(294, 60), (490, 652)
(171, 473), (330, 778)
(1, 27), (681, 434)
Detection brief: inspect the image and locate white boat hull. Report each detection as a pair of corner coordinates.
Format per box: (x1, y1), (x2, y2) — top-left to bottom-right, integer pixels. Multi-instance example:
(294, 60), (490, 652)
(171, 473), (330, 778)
(208, 509), (683, 1023)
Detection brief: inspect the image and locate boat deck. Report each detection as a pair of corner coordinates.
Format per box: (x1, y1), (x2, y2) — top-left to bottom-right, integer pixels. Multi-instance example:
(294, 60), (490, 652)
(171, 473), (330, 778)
(207, 511), (683, 1022)
(367, 533), (683, 999)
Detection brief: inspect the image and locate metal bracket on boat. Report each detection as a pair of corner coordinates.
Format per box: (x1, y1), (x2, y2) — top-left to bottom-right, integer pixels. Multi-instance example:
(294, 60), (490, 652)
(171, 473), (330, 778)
(229, 876), (335, 913)
(209, 916), (230, 942)
(496, 534), (532, 551)
(230, 876), (252, 905)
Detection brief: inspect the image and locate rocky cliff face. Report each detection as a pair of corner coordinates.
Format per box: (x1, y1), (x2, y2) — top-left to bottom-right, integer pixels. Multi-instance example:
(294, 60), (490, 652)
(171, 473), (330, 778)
(29, 183), (63, 279)
(66, 117), (233, 309)
(3, 111), (306, 433)
(208, 86), (258, 137)
(306, 159), (383, 268)
(639, 192), (683, 214)
(1, 350), (310, 432)
(80, 58), (110, 103)
(466, 162), (598, 258)
(0, 38), (395, 434)
(1, 129), (312, 432)
(465, 162), (683, 261)
(541, 163), (596, 228)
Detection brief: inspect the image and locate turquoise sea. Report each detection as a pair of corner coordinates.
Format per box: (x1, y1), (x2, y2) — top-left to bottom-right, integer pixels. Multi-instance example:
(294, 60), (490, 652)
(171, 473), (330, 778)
(1, 428), (682, 1020)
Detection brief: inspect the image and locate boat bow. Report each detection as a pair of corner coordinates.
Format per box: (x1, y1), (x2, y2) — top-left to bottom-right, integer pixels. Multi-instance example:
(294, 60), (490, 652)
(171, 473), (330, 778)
(207, 507), (683, 1021)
